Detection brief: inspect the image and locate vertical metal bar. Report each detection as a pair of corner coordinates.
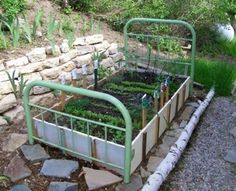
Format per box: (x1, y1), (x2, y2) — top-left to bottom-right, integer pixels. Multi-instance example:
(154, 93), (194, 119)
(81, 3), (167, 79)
(87, 122), (91, 156)
(70, 118), (75, 151)
(104, 126), (108, 162)
(41, 112), (47, 141)
(54, 113), (61, 146)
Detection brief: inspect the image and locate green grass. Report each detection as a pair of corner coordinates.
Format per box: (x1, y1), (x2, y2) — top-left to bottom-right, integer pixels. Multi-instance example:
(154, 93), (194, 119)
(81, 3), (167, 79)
(195, 59), (236, 96)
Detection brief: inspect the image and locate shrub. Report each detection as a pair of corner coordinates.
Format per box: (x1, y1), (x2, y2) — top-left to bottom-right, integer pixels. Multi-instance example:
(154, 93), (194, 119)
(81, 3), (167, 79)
(0, 0), (26, 22)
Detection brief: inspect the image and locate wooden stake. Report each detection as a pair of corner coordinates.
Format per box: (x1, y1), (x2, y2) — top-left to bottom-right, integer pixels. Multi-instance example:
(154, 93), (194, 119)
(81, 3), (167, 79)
(165, 86), (169, 102)
(160, 91), (164, 109)
(142, 108), (147, 128)
(142, 132), (147, 163)
(156, 115), (160, 144)
(154, 97), (159, 112)
(142, 94), (147, 128)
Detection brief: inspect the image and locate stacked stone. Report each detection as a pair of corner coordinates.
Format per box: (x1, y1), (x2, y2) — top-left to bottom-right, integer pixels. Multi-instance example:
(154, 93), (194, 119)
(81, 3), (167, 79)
(0, 34), (123, 125)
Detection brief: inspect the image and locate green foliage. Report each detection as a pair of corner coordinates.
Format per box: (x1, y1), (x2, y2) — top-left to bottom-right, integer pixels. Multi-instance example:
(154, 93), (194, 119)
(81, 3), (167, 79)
(68, 0), (92, 11)
(195, 59), (236, 96)
(47, 16), (59, 54)
(5, 70), (28, 99)
(0, 23), (8, 49)
(201, 37), (236, 58)
(0, 0), (26, 22)
(22, 16), (32, 43)
(121, 81), (157, 90)
(64, 98), (90, 111)
(104, 83), (154, 95)
(63, 5), (73, 15)
(61, 18), (76, 48)
(98, 66), (112, 79)
(0, 175), (9, 182)
(32, 9), (43, 38)
(1, 17), (20, 47)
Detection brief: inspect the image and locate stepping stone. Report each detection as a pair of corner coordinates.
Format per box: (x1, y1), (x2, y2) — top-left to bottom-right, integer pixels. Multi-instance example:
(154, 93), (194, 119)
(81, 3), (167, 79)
(83, 167), (122, 190)
(230, 127), (236, 138)
(10, 184), (32, 191)
(40, 159), (78, 178)
(115, 175), (143, 191)
(21, 144), (50, 162)
(224, 148), (236, 164)
(48, 182), (78, 191)
(179, 120), (188, 128)
(179, 106), (194, 121)
(4, 155), (32, 182)
(147, 156), (164, 173)
(2, 133), (28, 152)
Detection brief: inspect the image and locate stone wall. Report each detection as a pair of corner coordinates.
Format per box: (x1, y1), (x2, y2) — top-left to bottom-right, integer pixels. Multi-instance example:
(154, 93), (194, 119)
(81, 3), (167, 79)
(0, 34), (124, 126)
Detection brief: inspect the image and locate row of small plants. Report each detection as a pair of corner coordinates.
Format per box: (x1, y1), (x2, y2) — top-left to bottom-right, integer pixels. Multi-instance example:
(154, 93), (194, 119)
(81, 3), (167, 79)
(0, 11), (102, 51)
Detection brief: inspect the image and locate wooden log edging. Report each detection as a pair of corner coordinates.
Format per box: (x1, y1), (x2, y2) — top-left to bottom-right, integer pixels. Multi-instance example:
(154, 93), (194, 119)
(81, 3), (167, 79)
(141, 88), (215, 191)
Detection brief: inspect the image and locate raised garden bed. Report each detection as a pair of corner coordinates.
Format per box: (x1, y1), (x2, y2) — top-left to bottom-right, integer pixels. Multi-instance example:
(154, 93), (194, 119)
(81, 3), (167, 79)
(26, 69), (191, 181)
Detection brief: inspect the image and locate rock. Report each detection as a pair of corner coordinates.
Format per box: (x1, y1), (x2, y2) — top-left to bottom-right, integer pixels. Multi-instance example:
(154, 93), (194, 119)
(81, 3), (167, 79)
(48, 182), (78, 191)
(20, 62), (44, 74)
(46, 45), (61, 56)
(3, 105), (24, 123)
(2, 133), (28, 152)
(85, 34), (104, 45)
(140, 166), (151, 178)
(43, 57), (60, 68)
(73, 37), (86, 46)
(30, 93), (56, 107)
(224, 148), (236, 164)
(83, 167), (122, 190)
(100, 57), (114, 68)
(94, 40), (110, 52)
(230, 127), (236, 138)
(10, 184), (32, 191)
(179, 120), (188, 128)
(36, 30), (43, 38)
(60, 41), (70, 53)
(33, 86), (51, 95)
(186, 102), (199, 108)
(24, 72), (42, 84)
(3, 155), (32, 182)
(232, 112), (236, 117)
(147, 156), (164, 173)
(0, 94), (17, 113)
(110, 52), (124, 63)
(115, 175), (143, 191)
(162, 135), (178, 147)
(0, 60), (5, 71)
(1, 81), (14, 94)
(165, 129), (182, 138)
(60, 61), (76, 72)
(59, 49), (78, 64)
(179, 106), (195, 121)
(0, 116), (8, 126)
(21, 144), (50, 162)
(40, 67), (61, 80)
(5, 56), (29, 68)
(77, 45), (95, 56)
(108, 43), (118, 55)
(26, 48), (46, 62)
(73, 54), (92, 68)
(156, 144), (170, 158)
(40, 159), (78, 178)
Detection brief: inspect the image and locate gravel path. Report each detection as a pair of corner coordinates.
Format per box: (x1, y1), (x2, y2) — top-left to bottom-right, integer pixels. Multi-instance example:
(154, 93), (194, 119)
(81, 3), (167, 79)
(160, 97), (236, 191)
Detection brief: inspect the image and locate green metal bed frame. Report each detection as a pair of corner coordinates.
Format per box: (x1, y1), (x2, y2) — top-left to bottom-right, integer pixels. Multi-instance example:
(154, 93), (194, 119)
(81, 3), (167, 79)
(23, 18), (196, 183)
